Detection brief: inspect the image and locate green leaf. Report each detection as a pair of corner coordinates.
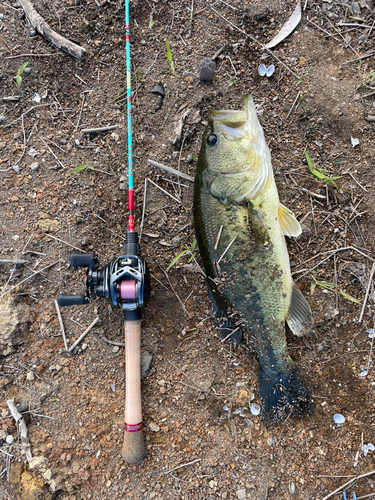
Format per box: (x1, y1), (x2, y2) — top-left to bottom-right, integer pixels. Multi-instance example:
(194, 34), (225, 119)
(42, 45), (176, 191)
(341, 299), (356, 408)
(339, 290), (360, 304)
(166, 249), (188, 271)
(228, 79), (236, 87)
(148, 20), (157, 29)
(165, 37), (175, 73)
(16, 75), (22, 88)
(68, 164), (94, 174)
(18, 62), (28, 76)
(305, 151), (341, 190)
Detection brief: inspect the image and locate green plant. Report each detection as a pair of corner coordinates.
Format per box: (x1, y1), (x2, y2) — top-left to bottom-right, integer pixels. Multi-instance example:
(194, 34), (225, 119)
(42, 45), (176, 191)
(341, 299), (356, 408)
(137, 70), (145, 82)
(167, 237), (197, 271)
(68, 164), (95, 174)
(148, 20), (157, 29)
(16, 62), (28, 88)
(305, 151), (341, 191)
(310, 274), (360, 304)
(165, 37), (175, 73)
(80, 19), (95, 30)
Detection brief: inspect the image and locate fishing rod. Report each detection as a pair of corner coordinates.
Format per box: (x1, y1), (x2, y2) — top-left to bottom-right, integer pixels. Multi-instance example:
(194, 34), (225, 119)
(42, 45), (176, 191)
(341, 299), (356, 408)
(57, 0), (150, 464)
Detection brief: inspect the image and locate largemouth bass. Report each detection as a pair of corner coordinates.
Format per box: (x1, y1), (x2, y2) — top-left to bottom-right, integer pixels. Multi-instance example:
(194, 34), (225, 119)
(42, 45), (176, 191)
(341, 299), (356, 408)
(193, 95), (313, 426)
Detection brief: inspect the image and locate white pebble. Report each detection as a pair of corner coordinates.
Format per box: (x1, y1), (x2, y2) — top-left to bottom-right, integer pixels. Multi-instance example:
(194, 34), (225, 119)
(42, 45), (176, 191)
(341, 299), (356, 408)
(368, 443), (375, 451)
(363, 444), (369, 456)
(359, 370), (368, 377)
(6, 435), (14, 444)
(148, 421), (160, 432)
(333, 413), (345, 426)
(367, 328), (375, 338)
(250, 404), (261, 416)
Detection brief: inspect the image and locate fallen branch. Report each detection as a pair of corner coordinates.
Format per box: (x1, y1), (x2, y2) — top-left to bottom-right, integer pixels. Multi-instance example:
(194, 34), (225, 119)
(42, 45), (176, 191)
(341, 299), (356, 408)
(148, 160), (194, 182)
(18, 0), (86, 59)
(69, 317), (101, 353)
(81, 125), (119, 134)
(6, 399), (33, 462)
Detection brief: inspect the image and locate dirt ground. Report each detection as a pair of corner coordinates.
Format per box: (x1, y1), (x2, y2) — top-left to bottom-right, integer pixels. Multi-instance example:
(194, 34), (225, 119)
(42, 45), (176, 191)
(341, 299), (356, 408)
(1, 0), (375, 498)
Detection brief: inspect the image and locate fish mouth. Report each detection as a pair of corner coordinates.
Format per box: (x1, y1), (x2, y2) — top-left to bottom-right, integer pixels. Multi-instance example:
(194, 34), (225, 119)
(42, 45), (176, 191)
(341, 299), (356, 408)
(208, 95), (258, 141)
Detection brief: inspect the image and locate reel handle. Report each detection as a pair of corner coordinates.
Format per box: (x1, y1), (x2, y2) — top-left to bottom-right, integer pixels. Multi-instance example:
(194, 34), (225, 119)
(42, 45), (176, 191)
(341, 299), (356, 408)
(70, 253), (95, 268)
(57, 294), (89, 307)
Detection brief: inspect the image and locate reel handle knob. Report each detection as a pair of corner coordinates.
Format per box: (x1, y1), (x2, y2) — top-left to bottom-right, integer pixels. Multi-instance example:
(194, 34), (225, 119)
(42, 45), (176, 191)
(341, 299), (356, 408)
(57, 294), (89, 307)
(70, 253), (95, 268)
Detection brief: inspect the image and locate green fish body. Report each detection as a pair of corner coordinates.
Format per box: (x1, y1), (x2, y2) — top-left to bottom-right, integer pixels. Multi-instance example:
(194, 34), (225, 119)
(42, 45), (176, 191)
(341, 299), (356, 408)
(193, 96), (313, 426)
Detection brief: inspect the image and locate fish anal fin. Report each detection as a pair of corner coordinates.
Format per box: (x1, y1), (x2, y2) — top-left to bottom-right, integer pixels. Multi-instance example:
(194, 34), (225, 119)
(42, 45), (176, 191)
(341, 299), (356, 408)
(278, 204), (302, 237)
(286, 282), (313, 337)
(208, 281), (243, 344)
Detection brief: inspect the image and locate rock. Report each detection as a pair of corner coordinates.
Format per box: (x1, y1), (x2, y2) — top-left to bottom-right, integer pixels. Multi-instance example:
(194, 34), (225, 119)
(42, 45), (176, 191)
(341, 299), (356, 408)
(29, 456), (49, 471)
(148, 421), (160, 432)
(236, 489), (246, 499)
(6, 435), (14, 444)
(0, 295), (30, 356)
(30, 162), (40, 171)
(26, 371), (35, 381)
(119, 175), (127, 190)
(141, 351), (152, 379)
(42, 469), (53, 481)
(37, 213), (61, 233)
(48, 365), (61, 372)
(110, 132), (120, 142)
(199, 57), (216, 83)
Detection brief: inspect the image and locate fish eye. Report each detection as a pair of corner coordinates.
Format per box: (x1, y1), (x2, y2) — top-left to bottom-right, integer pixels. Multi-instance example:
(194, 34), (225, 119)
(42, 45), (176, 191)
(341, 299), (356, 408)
(207, 134), (218, 146)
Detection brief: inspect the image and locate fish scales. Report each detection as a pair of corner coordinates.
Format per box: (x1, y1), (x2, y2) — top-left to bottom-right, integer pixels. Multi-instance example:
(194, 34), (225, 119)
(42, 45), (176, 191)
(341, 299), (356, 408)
(193, 95), (313, 426)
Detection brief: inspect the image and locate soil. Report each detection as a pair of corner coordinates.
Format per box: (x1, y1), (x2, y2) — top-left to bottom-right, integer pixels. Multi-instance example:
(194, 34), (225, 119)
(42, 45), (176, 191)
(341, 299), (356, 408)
(1, 0), (375, 499)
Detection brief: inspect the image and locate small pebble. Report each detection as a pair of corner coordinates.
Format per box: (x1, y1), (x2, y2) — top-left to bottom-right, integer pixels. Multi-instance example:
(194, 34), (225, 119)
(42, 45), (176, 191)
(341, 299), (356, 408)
(24, 67), (31, 74)
(318, 344), (324, 351)
(363, 444), (369, 456)
(333, 413), (345, 426)
(148, 421), (160, 432)
(29, 28), (36, 37)
(368, 442), (375, 451)
(223, 406), (229, 411)
(236, 489), (246, 500)
(81, 343), (88, 351)
(289, 482), (296, 495)
(6, 435), (14, 445)
(26, 371), (35, 381)
(30, 162), (40, 171)
(187, 155), (193, 163)
(359, 370), (368, 377)
(74, 139), (80, 147)
(0, 115), (7, 123)
(111, 384), (116, 392)
(250, 404), (261, 416)
(258, 64), (266, 77)
(0, 13), (4, 19)
(112, 346), (119, 353)
(367, 328), (375, 338)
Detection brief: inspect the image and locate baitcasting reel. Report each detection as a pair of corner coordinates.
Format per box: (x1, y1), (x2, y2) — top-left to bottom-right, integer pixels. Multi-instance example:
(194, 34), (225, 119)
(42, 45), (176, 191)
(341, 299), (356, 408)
(57, 231), (150, 312)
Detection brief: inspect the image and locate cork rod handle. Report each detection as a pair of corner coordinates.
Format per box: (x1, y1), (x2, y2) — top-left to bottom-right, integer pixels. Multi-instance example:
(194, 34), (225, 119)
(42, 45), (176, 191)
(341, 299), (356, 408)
(121, 319), (146, 463)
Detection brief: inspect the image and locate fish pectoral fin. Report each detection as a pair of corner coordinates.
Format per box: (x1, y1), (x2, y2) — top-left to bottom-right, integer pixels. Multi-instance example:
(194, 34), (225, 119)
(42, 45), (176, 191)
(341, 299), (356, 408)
(286, 283), (313, 337)
(278, 204), (302, 237)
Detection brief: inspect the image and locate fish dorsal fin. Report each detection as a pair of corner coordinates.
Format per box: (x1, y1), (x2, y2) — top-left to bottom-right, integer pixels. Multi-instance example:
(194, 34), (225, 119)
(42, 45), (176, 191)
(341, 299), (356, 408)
(278, 204), (302, 237)
(286, 282), (313, 337)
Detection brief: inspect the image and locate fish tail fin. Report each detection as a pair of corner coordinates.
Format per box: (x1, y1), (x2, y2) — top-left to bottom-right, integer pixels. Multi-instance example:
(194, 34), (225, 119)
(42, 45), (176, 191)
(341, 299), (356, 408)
(258, 364), (312, 427)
